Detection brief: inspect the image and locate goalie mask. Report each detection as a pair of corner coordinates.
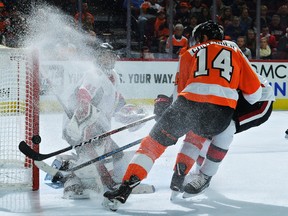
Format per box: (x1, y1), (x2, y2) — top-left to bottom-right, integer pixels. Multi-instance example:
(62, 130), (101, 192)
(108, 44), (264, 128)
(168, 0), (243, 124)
(94, 43), (118, 75)
(192, 21), (224, 43)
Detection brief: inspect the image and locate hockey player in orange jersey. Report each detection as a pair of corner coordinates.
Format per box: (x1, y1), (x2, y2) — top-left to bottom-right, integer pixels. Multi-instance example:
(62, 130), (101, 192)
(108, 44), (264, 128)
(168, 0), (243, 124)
(169, 73), (275, 200)
(103, 21), (262, 210)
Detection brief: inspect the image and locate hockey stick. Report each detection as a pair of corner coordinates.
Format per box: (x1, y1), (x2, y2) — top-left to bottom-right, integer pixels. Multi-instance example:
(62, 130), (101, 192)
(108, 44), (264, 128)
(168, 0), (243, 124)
(34, 138), (143, 178)
(19, 115), (155, 161)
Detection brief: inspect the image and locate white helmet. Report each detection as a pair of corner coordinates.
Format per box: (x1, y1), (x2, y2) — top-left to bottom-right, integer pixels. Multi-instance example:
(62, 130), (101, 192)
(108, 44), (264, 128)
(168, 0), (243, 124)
(95, 43), (118, 75)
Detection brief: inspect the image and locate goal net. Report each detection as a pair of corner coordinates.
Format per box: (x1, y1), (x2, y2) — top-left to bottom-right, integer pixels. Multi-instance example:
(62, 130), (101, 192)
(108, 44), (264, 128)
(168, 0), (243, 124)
(0, 46), (39, 191)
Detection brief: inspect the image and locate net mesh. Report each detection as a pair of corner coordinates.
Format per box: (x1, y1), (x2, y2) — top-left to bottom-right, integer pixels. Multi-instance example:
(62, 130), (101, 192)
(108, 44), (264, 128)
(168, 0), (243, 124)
(0, 48), (39, 190)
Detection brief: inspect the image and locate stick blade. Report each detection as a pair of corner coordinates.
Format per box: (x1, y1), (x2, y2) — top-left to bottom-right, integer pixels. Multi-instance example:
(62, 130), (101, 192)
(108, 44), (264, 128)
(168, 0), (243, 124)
(18, 141), (39, 160)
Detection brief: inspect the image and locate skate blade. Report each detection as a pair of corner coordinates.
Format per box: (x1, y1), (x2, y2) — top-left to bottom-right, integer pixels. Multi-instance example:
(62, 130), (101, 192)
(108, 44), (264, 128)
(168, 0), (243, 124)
(182, 192), (196, 199)
(170, 190), (182, 202)
(102, 197), (121, 212)
(132, 184), (155, 194)
(182, 188), (207, 199)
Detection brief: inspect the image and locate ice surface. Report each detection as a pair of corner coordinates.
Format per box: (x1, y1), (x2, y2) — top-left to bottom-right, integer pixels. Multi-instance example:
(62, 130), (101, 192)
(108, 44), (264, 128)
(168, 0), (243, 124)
(0, 109), (288, 216)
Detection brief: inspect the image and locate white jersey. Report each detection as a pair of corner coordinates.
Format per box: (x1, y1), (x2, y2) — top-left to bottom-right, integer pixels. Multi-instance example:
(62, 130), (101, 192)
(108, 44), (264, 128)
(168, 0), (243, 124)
(78, 68), (119, 120)
(63, 66), (121, 143)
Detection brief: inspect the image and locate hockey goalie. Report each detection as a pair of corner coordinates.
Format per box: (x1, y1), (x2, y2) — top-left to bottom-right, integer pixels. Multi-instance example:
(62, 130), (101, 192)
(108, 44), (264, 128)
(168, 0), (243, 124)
(50, 43), (148, 199)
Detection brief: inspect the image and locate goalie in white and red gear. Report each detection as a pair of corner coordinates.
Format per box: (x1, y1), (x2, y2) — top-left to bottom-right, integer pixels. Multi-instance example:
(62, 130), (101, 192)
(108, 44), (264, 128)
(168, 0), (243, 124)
(59, 43), (124, 199)
(59, 43), (148, 199)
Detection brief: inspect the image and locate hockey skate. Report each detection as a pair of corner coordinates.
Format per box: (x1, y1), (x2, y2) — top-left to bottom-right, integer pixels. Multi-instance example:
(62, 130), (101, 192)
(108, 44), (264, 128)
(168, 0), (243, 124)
(285, 129), (288, 139)
(182, 171), (212, 198)
(170, 163), (187, 201)
(102, 175), (140, 211)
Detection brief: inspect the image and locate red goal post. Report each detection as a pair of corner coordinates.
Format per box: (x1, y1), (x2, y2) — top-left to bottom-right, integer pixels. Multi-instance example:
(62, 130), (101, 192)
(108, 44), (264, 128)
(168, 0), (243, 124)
(0, 46), (39, 191)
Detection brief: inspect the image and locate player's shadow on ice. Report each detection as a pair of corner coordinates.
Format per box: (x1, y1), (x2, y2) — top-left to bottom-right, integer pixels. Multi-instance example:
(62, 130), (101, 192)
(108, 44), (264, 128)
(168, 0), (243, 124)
(117, 189), (288, 216)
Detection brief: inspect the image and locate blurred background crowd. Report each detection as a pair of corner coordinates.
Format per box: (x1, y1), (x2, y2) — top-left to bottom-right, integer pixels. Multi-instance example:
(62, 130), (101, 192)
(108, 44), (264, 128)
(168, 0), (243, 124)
(0, 0), (287, 59)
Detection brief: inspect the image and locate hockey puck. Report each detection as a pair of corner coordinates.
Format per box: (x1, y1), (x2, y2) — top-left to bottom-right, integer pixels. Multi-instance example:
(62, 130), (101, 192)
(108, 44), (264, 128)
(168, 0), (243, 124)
(32, 135), (41, 144)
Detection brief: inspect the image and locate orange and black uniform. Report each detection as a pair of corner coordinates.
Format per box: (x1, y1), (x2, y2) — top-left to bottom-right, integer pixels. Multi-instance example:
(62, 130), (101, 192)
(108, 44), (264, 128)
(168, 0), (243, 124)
(122, 40), (262, 181)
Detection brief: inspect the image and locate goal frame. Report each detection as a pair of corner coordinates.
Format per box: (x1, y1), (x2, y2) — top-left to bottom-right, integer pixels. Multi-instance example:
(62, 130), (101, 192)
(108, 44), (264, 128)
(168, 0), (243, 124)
(0, 47), (40, 191)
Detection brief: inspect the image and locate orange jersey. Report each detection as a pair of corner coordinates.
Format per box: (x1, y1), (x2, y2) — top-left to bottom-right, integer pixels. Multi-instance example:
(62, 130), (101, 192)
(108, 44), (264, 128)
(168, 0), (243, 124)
(176, 40), (262, 109)
(166, 35), (189, 54)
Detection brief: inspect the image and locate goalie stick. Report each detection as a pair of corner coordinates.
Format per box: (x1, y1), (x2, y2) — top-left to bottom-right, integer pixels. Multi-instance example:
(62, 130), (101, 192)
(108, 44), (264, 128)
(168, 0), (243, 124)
(40, 138), (155, 195)
(34, 138), (142, 179)
(19, 115), (155, 161)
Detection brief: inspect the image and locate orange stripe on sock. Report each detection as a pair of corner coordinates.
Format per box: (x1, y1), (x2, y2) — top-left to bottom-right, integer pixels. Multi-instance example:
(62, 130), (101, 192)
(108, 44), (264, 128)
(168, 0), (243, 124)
(122, 136), (167, 182)
(184, 131), (206, 149)
(123, 164), (148, 181)
(136, 136), (167, 161)
(175, 153), (195, 175)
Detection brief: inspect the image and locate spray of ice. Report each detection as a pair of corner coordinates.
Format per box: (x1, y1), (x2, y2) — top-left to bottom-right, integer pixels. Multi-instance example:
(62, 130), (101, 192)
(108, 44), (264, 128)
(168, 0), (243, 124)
(22, 3), (104, 106)
(23, 3), (101, 61)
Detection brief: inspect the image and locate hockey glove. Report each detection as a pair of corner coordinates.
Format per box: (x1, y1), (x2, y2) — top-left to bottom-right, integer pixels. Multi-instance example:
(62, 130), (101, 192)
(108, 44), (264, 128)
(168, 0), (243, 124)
(154, 94), (173, 121)
(114, 104), (148, 132)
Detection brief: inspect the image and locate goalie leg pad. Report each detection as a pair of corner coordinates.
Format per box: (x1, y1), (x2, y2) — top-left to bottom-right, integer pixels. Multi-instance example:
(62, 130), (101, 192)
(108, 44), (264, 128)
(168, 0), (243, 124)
(63, 174), (89, 199)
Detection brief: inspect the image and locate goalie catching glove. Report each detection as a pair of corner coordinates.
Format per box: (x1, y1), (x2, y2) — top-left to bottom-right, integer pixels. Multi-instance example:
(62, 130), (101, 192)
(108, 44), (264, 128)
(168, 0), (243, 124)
(153, 94), (173, 121)
(114, 104), (148, 132)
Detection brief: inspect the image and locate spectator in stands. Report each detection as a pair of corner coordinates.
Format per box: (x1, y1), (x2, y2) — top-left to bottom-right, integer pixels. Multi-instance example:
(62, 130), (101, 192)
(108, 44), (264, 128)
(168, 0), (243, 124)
(138, 0), (162, 47)
(141, 46), (155, 59)
(210, 0), (226, 20)
(269, 14), (286, 43)
(174, 1), (191, 27)
(165, 23), (188, 58)
(123, 0), (145, 18)
(218, 6), (233, 28)
(260, 25), (278, 52)
(240, 7), (252, 32)
(0, 2), (9, 35)
(160, 0), (176, 17)
(224, 15), (246, 42)
(5, 6), (27, 48)
(236, 36), (252, 59)
(260, 5), (271, 28)
(145, 0), (163, 15)
(277, 4), (288, 28)
(183, 14), (198, 46)
(74, 2), (94, 27)
(190, 0), (207, 19)
(230, 0), (246, 16)
(82, 14), (96, 34)
(275, 27), (288, 59)
(153, 10), (166, 50)
(140, 0), (163, 17)
(246, 28), (257, 59)
(154, 9), (166, 36)
(260, 37), (272, 59)
(122, 0), (145, 32)
(156, 19), (169, 53)
(198, 6), (211, 23)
